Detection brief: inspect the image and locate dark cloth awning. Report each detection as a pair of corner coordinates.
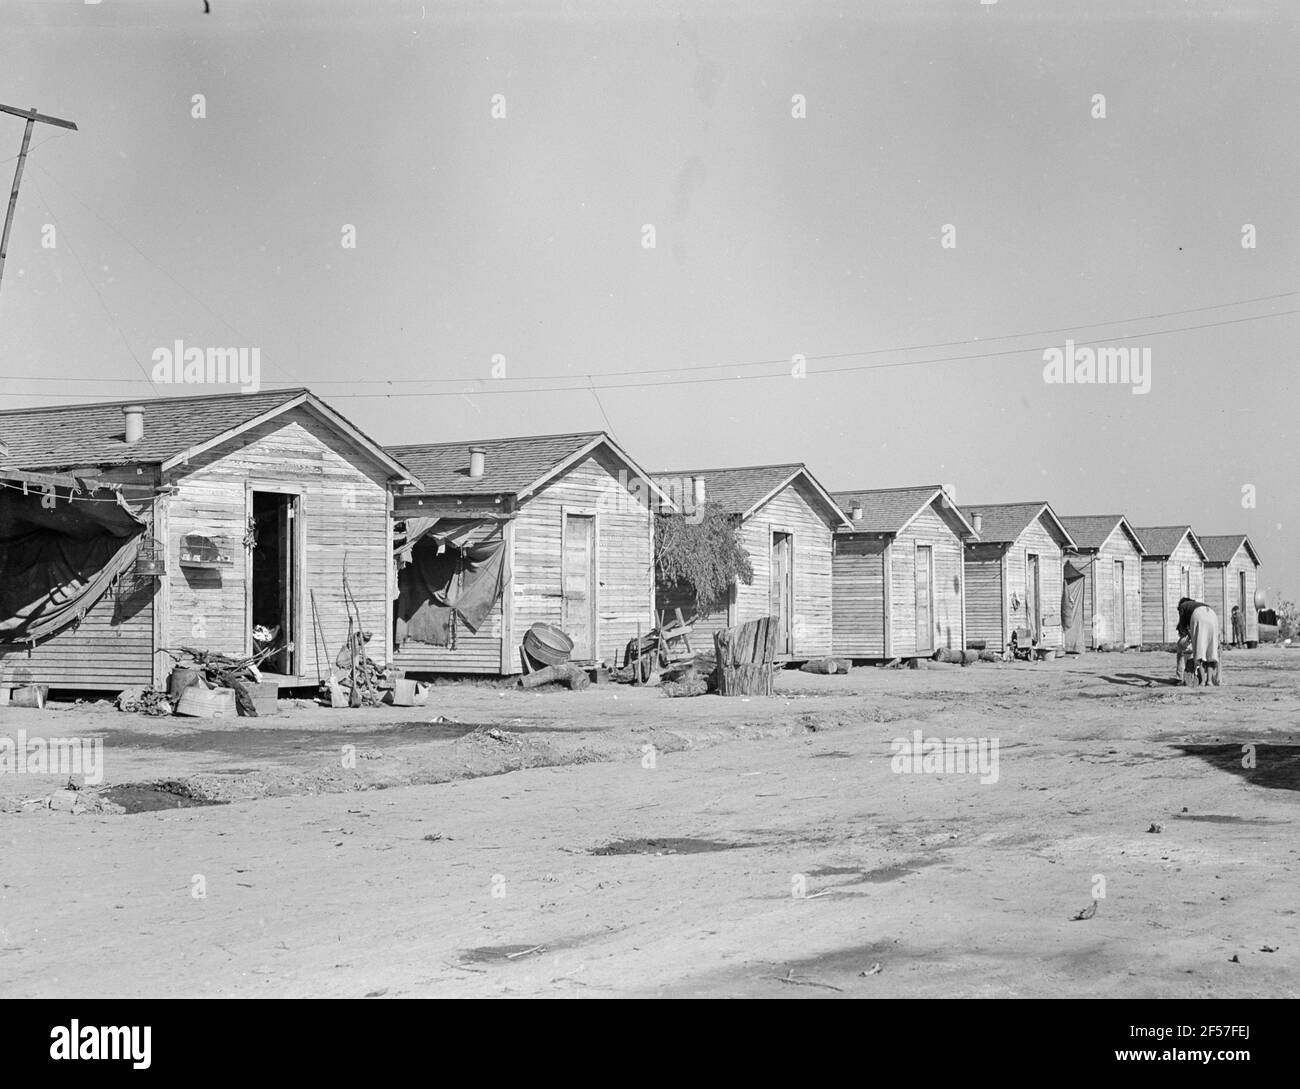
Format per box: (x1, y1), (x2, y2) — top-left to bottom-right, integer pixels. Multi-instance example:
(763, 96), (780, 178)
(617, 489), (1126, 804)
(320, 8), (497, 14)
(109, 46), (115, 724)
(0, 478), (147, 643)
(394, 519), (510, 647)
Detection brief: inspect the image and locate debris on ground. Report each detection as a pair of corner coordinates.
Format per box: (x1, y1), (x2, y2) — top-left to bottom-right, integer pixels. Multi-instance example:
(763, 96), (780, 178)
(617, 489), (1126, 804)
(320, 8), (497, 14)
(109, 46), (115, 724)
(1147, 823), (1164, 833)
(1070, 900), (1099, 921)
(775, 968), (843, 992)
(115, 686), (174, 716)
(661, 677), (708, 698)
(859, 963), (883, 977)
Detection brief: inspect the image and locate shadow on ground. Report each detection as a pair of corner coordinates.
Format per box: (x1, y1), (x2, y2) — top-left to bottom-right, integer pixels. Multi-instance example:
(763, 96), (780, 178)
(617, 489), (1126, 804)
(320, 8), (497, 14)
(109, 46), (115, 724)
(1174, 743), (1300, 792)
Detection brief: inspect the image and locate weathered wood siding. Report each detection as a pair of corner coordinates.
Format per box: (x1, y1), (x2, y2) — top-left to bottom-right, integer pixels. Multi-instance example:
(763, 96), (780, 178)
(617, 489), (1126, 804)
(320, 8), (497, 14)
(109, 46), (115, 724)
(730, 478), (835, 658)
(391, 520), (506, 675)
(1141, 540), (1205, 642)
(831, 534), (886, 657)
(1206, 546), (1260, 643)
(1068, 529), (1143, 649)
(1204, 566), (1225, 634)
(509, 448), (654, 669)
(1140, 558), (1167, 642)
(963, 546), (1005, 649)
(1003, 518), (1065, 649)
(1162, 539), (1204, 640)
(0, 468), (158, 690)
(1095, 531), (1144, 647)
(162, 408), (395, 676)
(892, 506), (964, 656)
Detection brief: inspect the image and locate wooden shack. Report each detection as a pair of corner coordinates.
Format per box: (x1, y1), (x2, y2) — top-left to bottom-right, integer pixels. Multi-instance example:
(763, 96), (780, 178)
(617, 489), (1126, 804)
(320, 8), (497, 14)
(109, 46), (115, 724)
(1058, 515), (1147, 650)
(388, 432), (670, 675)
(1199, 534), (1262, 646)
(0, 389), (418, 691)
(963, 502), (1076, 653)
(1132, 526), (1207, 643)
(830, 485), (974, 660)
(652, 464), (850, 661)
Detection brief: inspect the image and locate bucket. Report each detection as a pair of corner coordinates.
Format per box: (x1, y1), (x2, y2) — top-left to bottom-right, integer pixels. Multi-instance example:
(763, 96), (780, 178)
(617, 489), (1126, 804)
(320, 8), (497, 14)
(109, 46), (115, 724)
(11, 685), (48, 709)
(522, 623), (574, 667)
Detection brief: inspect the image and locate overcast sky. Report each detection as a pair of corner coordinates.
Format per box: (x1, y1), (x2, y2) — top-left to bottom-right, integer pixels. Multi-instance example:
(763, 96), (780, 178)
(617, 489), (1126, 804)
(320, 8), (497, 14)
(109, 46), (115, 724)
(1, 0), (1296, 599)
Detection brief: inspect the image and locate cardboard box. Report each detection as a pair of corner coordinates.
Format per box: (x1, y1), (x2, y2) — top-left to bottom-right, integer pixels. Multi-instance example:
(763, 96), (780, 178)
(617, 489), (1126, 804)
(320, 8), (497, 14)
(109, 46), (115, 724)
(246, 680), (278, 717)
(176, 686), (237, 718)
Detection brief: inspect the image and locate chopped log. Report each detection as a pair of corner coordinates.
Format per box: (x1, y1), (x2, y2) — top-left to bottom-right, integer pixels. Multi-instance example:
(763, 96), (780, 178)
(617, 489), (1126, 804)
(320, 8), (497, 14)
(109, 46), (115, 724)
(518, 663), (591, 690)
(799, 657), (849, 675)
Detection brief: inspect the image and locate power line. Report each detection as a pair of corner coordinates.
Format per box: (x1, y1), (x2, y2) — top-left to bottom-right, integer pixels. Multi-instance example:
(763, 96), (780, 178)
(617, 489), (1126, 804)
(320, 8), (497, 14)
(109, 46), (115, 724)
(31, 163), (299, 387)
(4, 303), (1295, 401)
(304, 287), (1300, 386)
(29, 177), (159, 394)
(2, 286), (1292, 397)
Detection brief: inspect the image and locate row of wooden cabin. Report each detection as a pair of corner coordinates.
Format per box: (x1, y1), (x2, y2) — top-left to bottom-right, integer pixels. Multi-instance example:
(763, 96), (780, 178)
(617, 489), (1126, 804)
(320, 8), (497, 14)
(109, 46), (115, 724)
(0, 388), (1264, 690)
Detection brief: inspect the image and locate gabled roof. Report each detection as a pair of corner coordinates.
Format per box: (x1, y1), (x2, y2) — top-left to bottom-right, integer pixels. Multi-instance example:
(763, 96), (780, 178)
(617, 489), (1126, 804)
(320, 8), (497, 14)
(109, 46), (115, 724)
(831, 484), (977, 538)
(652, 463), (850, 528)
(391, 431), (677, 509)
(1059, 515), (1146, 555)
(0, 387), (418, 483)
(963, 501), (1076, 550)
(1131, 525), (1207, 561)
(1198, 533), (1262, 566)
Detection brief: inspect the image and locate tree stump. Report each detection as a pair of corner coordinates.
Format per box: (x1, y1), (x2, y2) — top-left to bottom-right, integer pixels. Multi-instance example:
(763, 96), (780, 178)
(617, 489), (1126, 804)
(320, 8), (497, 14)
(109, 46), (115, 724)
(713, 616), (777, 696)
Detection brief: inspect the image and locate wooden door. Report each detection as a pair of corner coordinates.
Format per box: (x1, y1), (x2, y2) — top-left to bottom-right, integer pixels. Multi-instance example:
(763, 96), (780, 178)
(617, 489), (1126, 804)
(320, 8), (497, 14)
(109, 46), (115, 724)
(1026, 553), (1041, 642)
(1112, 559), (1125, 645)
(562, 513), (597, 660)
(771, 532), (793, 655)
(278, 496), (297, 674)
(915, 544), (934, 654)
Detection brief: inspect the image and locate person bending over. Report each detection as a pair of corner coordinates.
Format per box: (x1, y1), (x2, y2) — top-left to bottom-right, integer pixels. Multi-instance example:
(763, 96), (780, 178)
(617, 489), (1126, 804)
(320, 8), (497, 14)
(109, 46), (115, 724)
(1175, 596), (1221, 686)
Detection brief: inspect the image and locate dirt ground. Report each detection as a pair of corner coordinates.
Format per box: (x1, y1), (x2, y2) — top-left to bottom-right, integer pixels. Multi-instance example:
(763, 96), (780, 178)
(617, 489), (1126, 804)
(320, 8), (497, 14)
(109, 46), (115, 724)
(1, 646), (1297, 998)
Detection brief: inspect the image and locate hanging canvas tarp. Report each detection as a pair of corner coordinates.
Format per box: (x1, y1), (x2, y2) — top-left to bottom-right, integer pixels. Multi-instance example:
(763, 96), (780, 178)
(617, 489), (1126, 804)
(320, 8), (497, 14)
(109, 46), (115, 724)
(0, 479), (147, 643)
(394, 521), (511, 647)
(1061, 560), (1087, 654)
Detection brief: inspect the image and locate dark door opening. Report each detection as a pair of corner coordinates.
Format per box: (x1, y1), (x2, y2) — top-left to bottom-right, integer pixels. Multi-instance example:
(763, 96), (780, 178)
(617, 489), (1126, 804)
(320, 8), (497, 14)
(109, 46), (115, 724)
(251, 491), (298, 675)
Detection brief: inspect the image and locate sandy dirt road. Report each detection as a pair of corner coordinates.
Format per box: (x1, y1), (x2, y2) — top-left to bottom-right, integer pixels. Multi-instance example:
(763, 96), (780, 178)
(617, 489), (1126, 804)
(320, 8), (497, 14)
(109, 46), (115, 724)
(1, 648), (1297, 998)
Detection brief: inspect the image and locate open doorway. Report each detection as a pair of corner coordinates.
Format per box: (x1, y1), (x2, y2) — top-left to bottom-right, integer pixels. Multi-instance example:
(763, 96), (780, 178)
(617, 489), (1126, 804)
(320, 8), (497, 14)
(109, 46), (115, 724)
(250, 491), (298, 675)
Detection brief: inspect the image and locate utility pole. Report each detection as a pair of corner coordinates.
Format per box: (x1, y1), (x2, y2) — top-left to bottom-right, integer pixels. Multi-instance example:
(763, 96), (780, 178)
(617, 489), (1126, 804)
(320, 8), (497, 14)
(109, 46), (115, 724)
(0, 103), (78, 298)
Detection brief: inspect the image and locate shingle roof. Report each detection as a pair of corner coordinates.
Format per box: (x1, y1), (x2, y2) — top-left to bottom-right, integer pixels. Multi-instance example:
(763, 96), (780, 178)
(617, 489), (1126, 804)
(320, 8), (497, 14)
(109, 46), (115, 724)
(652, 463), (803, 517)
(1059, 515), (1145, 554)
(0, 388), (418, 484)
(964, 502), (1074, 547)
(830, 485), (948, 535)
(1198, 534), (1261, 566)
(0, 388), (311, 468)
(389, 432), (606, 495)
(1132, 525), (1202, 559)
